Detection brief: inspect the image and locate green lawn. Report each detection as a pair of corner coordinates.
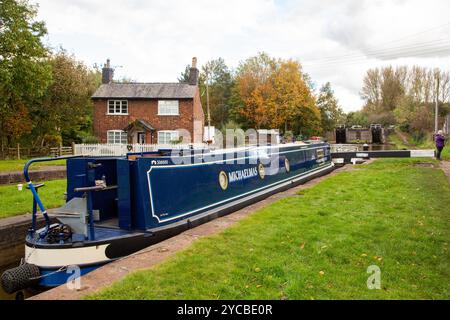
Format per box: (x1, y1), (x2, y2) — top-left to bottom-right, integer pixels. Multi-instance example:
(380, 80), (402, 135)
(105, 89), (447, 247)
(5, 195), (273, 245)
(0, 159), (66, 173)
(89, 158), (450, 300)
(0, 179), (67, 219)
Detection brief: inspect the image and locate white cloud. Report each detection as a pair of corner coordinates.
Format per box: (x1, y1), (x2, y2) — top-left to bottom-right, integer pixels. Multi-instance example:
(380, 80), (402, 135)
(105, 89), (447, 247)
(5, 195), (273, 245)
(34, 0), (450, 112)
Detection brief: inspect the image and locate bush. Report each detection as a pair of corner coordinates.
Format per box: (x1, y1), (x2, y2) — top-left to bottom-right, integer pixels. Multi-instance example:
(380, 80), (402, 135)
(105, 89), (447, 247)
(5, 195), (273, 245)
(170, 136), (184, 144)
(411, 130), (426, 145)
(399, 123), (410, 132)
(221, 120), (242, 132)
(82, 136), (99, 144)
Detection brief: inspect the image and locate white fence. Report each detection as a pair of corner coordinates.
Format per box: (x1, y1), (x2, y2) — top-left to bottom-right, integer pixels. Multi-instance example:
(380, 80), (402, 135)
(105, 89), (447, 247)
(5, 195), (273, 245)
(73, 143), (208, 156)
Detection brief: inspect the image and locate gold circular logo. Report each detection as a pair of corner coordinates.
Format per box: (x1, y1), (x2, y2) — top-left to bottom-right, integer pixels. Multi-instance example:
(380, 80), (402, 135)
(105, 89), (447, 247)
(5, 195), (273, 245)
(258, 163), (265, 179)
(219, 171), (228, 190)
(285, 158), (290, 172)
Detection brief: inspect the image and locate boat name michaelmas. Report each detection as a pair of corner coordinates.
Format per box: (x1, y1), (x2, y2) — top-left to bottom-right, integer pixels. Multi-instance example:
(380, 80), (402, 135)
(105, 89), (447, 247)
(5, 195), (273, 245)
(177, 303), (273, 318)
(228, 167), (258, 183)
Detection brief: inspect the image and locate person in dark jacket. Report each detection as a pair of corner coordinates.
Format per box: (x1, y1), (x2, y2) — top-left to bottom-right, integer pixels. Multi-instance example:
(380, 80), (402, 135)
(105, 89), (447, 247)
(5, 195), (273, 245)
(435, 130), (445, 160)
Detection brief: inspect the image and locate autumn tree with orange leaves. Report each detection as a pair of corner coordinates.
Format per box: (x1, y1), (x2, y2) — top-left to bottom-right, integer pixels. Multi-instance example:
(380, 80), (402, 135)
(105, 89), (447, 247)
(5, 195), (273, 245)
(231, 52), (321, 136)
(231, 53), (276, 129)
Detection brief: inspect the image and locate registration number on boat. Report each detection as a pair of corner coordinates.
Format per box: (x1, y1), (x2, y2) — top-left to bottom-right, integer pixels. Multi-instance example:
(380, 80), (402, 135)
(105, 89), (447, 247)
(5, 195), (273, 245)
(151, 159), (169, 165)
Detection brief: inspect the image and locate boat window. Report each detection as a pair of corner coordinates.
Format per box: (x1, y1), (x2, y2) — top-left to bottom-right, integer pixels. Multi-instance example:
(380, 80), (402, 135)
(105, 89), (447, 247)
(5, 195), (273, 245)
(316, 149), (324, 159)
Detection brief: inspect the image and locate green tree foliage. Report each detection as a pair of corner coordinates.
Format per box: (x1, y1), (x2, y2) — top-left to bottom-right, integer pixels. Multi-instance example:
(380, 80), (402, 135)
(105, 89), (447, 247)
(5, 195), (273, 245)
(199, 58), (234, 129)
(0, 0), (52, 146)
(345, 111), (369, 127)
(316, 82), (345, 134)
(32, 50), (101, 146)
(178, 64), (190, 83)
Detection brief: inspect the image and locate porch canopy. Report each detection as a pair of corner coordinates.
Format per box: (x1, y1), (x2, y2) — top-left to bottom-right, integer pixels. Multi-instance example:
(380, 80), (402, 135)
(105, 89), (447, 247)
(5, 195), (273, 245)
(123, 119), (155, 144)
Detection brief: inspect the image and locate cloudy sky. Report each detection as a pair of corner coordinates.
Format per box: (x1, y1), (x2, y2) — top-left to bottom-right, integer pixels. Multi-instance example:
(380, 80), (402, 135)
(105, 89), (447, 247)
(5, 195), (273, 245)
(34, 0), (450, 112)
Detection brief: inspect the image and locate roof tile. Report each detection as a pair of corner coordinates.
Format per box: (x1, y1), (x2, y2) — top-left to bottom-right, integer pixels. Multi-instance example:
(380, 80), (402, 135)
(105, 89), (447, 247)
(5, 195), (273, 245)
(92, 83), (196, 99)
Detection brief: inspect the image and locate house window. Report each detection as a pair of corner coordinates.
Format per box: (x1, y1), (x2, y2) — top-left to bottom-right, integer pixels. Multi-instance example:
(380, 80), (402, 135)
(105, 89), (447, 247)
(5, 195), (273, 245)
(158, 100), (179, 115)
(107, 100), (128, 115)
(158, 130), (179, 144)
(107, 130), (127, 144)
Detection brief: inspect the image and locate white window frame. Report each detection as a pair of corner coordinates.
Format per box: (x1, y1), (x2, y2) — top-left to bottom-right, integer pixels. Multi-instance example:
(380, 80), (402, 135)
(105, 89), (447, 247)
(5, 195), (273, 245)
(107, 130), (128, 144)
(107, 100), (128, 115)
(158, 100), (179, 116)
(157, 130), (179, 144)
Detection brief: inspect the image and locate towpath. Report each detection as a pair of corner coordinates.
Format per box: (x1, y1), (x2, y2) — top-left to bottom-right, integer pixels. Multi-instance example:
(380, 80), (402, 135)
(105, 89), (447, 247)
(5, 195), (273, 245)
(440, 160), (450, 185)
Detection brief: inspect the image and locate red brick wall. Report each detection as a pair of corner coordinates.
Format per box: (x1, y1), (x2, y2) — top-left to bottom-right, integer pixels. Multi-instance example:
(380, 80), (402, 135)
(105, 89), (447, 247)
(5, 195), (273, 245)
(192, 87), (205, 143)
(93, 96), (204, 143)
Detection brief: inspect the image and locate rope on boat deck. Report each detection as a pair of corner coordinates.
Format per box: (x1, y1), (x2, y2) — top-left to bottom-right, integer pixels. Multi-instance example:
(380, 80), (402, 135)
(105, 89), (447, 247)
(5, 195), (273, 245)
(21, 233), (68, 281)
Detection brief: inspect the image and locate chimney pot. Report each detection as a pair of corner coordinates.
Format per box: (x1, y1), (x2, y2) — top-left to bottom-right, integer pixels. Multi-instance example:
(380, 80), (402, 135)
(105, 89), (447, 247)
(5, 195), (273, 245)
(188, 57), (199, 86)
(102, 58), (114, 84)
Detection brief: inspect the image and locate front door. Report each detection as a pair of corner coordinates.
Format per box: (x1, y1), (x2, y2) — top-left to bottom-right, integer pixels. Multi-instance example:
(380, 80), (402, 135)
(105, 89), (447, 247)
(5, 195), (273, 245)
(137, 132), (146, 144)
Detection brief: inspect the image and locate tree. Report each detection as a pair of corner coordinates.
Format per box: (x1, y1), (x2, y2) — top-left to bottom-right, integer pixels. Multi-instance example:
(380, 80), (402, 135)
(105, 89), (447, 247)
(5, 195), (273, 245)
(361, 65), (450, 132)
(178, 64), (191, 83)
(270, 59), (320, 134)
(316, 82), (345, 134)
(345, 111), (369, 127)
(0, 0), (52, 146)
(31, 50), (101, 146)
(199, 58), (233, 129)
(231, 52), (320, 135)
(231, 52), (276, 129)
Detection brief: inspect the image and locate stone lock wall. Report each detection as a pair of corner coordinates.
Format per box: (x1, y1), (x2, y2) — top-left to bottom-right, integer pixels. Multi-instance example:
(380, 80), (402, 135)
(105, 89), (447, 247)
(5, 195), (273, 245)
(0, 169), (66, 185)
(0, 215), (56, 267)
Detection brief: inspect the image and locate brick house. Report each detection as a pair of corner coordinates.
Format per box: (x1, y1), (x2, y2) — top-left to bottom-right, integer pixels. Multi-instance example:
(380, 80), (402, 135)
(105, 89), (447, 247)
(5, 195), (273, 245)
(91, 58), (204, 144)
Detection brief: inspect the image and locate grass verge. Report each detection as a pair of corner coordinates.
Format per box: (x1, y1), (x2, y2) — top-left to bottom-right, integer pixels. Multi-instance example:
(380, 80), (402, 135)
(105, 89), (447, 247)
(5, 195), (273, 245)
(388, 130), (450, 161)
(0, 159), (66, 173)
(88, 159), (450, 300)
(0, 179), (66, 219)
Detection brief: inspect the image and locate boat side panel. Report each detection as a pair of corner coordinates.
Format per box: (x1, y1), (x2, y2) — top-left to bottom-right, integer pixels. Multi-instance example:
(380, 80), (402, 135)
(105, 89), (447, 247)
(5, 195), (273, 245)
(117, 159), (132, 230)
(140, 145), (331, 228)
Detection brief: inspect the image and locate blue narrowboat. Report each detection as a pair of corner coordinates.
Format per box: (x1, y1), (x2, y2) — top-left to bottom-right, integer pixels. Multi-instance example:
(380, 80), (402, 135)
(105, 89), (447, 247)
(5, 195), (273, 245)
(1, 141), (334, 293)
